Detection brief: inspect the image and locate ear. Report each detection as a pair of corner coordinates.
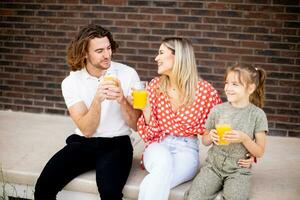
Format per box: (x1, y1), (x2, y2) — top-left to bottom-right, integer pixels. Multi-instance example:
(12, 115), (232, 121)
(248, 83), (256, 94)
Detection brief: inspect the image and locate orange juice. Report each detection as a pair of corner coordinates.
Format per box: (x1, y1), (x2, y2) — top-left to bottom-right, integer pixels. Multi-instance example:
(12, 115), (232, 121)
(133, 89), (147, 109)
(216, 124), (231, 145)
(104, 75), (118, 86)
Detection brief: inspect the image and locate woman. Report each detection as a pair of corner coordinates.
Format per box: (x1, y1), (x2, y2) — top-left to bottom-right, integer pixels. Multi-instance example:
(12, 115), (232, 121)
(135, 37), (221, 200)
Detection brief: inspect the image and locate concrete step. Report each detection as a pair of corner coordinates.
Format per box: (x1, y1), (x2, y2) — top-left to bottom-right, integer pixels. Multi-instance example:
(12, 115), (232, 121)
(0, 110), (300, 200)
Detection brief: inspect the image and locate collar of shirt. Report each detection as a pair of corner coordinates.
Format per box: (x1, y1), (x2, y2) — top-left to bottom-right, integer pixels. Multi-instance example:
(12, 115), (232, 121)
(81, 67), (103, 82)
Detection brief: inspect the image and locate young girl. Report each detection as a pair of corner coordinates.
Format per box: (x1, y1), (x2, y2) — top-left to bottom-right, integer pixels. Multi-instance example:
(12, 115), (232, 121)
(185, 63), (268, 200)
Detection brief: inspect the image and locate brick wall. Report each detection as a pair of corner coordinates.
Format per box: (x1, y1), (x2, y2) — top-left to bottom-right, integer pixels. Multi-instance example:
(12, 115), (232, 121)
(0, 0), (299, 137)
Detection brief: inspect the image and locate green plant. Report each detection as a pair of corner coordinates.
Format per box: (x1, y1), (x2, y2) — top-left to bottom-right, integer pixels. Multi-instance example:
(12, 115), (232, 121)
(0, 166), (32, 200)
(1, 166), (7, 200)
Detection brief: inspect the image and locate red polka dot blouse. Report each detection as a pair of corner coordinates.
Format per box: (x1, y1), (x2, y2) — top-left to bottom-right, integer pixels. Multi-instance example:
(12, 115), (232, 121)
(137, 77), (222, 144)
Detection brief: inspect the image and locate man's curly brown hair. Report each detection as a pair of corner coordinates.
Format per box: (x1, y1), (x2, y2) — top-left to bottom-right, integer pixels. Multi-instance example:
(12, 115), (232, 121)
(66, 24), (118, 71)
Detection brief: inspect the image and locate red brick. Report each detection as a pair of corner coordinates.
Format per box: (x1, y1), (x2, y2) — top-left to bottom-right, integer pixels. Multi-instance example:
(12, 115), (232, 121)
(195, 53), (213, 59)
(180, 2), (204, 8)
(115, 20), (138, 27)
(274, 13), (298, 20)
(57, 11), (79, 18)
(127, 42), (150, 48)
(104, 0), (126, 5)
(57, 0), (79, 3)
(191, 9), (215, 16)
(231, 4), (256, 11)
(214, 40), (240, 47)
(230, 19), (255, 26)
(228, 48), (253, 55)
(257, 5), (285, 12)
(267, 115), (290, 122)
(128, 14), (151, 20)
(203, 32), (227, 39)
(177, 30), (202, 37)
(191, 24), (214, 31)
(241, 55), (267, 63)
(215, 54), (239, 61)
(281, 51), (300, 58)
(244, 12), (271, 19)
(139, 22), (163, 28)
(265, 86), (293, 94)
(0, 1), (298, 138)
(279, 80), (300, 87)
(217, 25), (242, 32)
(0, 9), (15, 15)
(206, 3), (229, 10)
(241, 41), (268, 49)
(204, 17), (228, 24)
(115, 34), (137, 40)
(152, 15), (176, 22)
(271, 28), (297, 35)
(140, 7), (163, 14)
(257, 20), (283, 27)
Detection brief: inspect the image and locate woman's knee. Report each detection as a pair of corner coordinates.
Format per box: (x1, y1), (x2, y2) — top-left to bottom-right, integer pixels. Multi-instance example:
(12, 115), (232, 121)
(143, 142), (173, 172)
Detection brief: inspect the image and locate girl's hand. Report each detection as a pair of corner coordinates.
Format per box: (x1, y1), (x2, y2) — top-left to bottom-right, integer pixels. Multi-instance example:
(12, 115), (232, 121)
(238, 154), (254, 168)
(223, 130), (247, 144)
(209, 129), (219, 145)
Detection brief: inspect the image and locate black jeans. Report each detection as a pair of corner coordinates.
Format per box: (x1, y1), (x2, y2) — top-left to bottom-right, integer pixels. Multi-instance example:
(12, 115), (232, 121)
(34, 134), (133, 200)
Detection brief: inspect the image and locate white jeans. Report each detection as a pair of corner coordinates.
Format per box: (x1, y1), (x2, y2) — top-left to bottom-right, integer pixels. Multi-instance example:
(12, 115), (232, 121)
(138, 135), (200, 200)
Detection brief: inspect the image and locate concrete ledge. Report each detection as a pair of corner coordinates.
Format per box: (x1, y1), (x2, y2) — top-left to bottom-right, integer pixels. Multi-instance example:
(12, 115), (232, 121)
(0, 110), (300, 200)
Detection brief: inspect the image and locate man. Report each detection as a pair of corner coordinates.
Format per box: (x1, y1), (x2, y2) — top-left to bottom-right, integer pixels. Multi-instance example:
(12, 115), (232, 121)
(34, 24), (141, 200)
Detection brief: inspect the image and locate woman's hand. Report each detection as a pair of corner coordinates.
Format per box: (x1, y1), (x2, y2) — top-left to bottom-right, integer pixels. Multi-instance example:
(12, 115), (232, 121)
(238, 154), (255, 168)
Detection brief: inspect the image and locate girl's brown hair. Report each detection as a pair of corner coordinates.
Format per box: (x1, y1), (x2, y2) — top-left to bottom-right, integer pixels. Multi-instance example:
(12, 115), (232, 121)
(225, 63), (267, 108)
(66, 24), (118, 71)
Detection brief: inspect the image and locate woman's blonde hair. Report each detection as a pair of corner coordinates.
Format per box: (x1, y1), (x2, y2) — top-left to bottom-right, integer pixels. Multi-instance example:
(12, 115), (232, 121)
(225, 63), (267, 108)
(158, 37), (199, 106)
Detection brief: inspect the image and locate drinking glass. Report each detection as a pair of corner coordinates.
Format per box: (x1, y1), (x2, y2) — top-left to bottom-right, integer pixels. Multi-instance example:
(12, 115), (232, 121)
(215, 117), (232, 145)
(104, 68), (118, 86)
(132, 81), (148, 109)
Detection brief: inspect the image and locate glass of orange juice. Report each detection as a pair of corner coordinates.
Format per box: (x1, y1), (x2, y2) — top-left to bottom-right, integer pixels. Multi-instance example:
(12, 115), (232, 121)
(104, 69), (118, 86)
(215, 123), (231, 145)
(132, 81), (148, 109)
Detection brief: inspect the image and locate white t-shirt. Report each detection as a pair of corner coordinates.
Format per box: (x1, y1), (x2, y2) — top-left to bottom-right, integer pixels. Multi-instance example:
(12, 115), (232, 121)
(61, 61), (140, 138)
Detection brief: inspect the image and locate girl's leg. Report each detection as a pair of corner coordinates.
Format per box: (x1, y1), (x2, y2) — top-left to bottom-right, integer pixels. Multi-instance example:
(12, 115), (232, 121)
(138, 142), (173, 200)
(222, 173), (251, 200)
(185, 165), (223, 200)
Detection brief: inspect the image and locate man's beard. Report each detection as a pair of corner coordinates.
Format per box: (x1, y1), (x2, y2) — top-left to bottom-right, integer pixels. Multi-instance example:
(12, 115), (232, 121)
(88, 58), (111, 71)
